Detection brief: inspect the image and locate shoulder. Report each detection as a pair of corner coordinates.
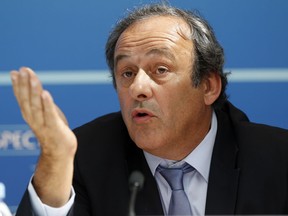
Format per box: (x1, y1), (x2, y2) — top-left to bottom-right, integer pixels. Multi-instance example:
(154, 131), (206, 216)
(72, 111), (130, 152)
(217, 101), (288, 151)
(236, 121), (288, 154)
(73, 111), (125, 137)
(237, 120), (288, 140)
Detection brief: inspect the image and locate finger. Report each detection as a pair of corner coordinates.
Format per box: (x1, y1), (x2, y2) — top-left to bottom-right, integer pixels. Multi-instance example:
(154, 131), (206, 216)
(17, 67), (32, 122)
(10, 70), (20, 102)
(41, 90), (59, 128)
(55, 105), (69, 126)
(27, 68), (45, 127)
(11, 68), (32, 122)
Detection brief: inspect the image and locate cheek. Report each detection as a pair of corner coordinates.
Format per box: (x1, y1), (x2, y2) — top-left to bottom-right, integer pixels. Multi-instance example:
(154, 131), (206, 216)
(117, 88), (128, 105)
(169, 83), (204, 115)
(117, 91), (130, 119)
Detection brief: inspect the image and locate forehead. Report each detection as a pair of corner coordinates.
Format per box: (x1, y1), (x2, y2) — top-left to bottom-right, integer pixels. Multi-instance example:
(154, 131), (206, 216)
(124, 15), (190, 36)
(115, 15), (193, 56)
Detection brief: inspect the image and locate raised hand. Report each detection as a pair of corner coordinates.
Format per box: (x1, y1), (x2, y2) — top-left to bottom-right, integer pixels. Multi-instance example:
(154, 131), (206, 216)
(10, 67), (77, 207)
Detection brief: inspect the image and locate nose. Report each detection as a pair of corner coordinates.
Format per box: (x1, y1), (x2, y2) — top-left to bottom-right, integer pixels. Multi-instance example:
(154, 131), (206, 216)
(129, 69), (153, 101)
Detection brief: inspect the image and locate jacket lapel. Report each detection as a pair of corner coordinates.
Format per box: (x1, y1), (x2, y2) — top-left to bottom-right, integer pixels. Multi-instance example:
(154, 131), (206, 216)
(205, 107), (240, 214)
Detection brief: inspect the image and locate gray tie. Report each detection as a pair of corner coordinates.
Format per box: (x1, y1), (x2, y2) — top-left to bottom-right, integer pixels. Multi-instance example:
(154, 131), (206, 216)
(158, 163), (194, 216)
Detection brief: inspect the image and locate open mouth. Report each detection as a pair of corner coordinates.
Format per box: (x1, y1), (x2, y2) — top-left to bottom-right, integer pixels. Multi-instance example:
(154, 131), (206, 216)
(136, 112), (148, 117)
(132, 109), (154, 123)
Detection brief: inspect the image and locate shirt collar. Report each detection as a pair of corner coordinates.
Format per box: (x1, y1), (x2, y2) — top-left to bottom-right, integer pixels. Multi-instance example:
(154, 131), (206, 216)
(144, 111), (217, 182)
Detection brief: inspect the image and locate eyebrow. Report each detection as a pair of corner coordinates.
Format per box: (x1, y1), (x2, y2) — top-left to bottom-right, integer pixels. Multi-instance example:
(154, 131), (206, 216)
(145, 48), (176, 61)
(114, 47), (176, 67)
(114, 54), (129, 67)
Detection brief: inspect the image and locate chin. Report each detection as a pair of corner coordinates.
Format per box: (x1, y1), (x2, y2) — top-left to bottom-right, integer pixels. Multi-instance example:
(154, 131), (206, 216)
(133, 137), (164, 154)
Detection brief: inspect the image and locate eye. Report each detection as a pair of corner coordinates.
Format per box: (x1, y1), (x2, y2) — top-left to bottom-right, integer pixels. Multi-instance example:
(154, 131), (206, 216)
(156, 66), (168, 75)
(122, 71), (134, 78)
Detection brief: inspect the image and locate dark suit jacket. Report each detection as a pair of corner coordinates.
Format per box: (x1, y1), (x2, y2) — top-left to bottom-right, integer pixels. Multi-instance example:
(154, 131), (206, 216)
(16, 101), (288, 215)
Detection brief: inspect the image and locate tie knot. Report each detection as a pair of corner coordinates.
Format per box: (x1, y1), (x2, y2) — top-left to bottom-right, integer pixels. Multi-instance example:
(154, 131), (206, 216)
(158, 163), (194, 190)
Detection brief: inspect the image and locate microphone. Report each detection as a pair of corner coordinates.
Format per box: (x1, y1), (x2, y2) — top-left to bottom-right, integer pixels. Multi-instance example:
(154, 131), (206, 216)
(127, 170), (145, 216)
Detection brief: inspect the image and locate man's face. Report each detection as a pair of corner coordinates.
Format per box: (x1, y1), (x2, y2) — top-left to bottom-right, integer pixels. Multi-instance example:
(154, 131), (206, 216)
(114, 16), (214, 160)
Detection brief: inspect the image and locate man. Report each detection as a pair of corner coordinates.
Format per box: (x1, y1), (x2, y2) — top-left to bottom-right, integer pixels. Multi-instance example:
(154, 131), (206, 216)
(11, 3), (288, 216)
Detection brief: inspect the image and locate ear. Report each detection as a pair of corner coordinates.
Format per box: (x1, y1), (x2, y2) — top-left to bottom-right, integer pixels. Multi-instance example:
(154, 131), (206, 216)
(202, 73), (222, 106)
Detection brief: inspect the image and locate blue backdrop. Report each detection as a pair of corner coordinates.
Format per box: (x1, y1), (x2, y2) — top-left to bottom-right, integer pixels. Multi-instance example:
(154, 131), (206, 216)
(1, 0), (288, 213)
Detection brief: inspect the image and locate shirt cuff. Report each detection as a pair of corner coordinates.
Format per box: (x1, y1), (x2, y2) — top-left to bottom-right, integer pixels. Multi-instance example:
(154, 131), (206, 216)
(28, 176), (75, 216)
